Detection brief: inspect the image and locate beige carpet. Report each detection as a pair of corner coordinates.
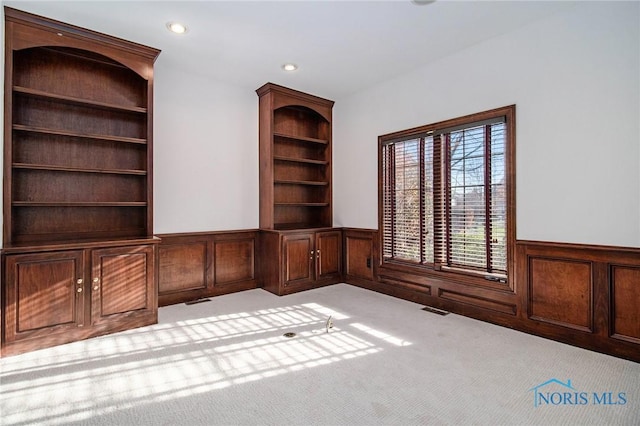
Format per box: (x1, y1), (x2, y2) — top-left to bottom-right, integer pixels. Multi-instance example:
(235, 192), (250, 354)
(1, 283), (638, 425)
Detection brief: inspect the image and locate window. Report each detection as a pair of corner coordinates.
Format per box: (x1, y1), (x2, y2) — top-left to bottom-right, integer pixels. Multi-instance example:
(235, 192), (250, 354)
(379, 106), (515, 283)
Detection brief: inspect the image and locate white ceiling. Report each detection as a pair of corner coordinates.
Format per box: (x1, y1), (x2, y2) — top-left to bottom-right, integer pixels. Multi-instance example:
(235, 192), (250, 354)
(3, 1), (578, 100)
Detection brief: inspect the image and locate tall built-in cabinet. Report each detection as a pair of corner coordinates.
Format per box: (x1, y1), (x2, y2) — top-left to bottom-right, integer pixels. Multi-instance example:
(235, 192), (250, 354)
(257, 83), (341, 295)
(257, 83), (333, 230)
(1, 8), (160, 356)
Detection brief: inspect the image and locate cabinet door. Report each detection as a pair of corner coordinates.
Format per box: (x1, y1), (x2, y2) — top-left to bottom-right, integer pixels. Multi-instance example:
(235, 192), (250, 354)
(91, 245), (155, 326)
(282, 233), (314, 286)
(4, 251), (84, 342)
(316, 230), (342, 280)
(345, 232), (375, 281)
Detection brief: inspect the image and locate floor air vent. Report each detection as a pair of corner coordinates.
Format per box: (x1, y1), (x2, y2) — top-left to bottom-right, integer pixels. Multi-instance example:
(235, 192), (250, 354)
(422, 306), (450, 316)
(185, 298), (212, 306)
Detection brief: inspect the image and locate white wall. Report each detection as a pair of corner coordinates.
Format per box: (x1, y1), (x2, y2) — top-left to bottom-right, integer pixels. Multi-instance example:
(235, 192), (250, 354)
(333, 1), (640, 248)
(153, 63), (258, 234)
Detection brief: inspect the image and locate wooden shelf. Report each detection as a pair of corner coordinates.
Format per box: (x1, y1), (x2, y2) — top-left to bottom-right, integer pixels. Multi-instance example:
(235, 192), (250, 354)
(13, 163), (147, 176)
(274, 179), (328, 186)
(12, 201), (147, 207)
(273, 156), (328, 165)
(274, 203), (330, 207)
(274, 223), (309, 230)
(274, 132), (329, 145)
(40, 46), (129, 70)
(12, 124), (147, 145)
(14, 85), (147, 113)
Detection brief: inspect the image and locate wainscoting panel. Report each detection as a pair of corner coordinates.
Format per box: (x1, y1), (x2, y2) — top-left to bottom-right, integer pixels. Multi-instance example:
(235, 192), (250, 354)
(157, 231), (258, 306)
(517, 240), (640, 362)
(378, 274), (432, 295)
(527, 257), (593, 332)
(159, 240), (209, 295)
(156, 228), (640, 362)
(610, 265), (640, 344)
(439, 289), (517, 315)
(341, 230), (640, 362)
(214, 237), (256, 286)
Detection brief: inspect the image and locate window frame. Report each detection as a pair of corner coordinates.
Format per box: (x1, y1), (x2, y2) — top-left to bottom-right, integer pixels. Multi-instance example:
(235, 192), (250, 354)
(378, 105), (516, 290)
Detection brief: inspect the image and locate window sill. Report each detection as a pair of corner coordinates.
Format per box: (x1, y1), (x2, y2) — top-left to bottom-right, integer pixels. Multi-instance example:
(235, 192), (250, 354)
(379, 260), (514, 293)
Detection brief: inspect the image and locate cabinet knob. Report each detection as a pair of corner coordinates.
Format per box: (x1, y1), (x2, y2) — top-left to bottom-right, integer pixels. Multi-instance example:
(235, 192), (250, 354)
(93, 277), (99, 283)
(76, 279), (83, 284)
(76, 287), (83, 293)
(93, 285), (100, 291)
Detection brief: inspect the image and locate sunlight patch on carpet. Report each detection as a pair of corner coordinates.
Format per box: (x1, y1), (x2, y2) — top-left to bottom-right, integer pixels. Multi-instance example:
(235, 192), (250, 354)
(0, 301), (409, 425)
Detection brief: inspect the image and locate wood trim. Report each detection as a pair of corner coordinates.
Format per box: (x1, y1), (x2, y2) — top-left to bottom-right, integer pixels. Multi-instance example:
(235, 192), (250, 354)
(3, 19), (15, 247)
(256, 82), (334, 121)
(4, 7), (160, 63)
(1, 237), (161, 254)
(516, 239), (640, 257)
(379, 275), (431, 295)
(438, 289), (517, 315)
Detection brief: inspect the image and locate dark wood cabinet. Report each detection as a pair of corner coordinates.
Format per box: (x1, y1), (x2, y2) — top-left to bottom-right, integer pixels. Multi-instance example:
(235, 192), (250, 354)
(316, 230), (342, 280)
(256, 84), (340, 295)
(344, 229), (377, 282)
(1, 8), (160, 356)
(90, 245), (156, 327)
(257, 83), (334, 230)
(282, 232), (315, 286)
(261, 229), (341, 296)
(4, 250), (85, 343)
(2, 241), (158, 356)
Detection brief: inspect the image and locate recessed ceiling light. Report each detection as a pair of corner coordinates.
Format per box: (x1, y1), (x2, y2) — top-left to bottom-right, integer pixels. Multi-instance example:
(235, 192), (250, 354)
(166, 22), (188, 34)
(282, 63), (298, 72)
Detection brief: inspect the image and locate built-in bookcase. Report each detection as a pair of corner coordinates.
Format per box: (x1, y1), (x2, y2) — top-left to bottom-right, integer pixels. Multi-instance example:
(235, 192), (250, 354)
(257, 83), (334, 230)
(2, 7), (161, 357)
(4, 23), (157, 245)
